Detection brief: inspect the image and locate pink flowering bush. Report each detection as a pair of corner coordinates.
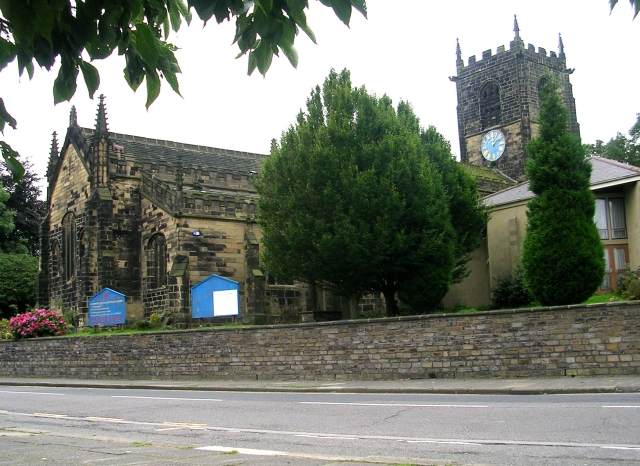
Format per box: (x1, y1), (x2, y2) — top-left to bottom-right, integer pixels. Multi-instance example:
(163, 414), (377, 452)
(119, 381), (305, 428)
(9, 309), (67, 339)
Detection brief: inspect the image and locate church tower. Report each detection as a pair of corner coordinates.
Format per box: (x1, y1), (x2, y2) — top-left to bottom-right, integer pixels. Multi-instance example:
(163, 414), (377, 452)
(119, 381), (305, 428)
(452, 17), (580, 181)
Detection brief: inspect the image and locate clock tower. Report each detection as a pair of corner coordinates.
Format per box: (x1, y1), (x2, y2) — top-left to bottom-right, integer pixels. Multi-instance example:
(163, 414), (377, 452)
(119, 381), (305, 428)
(451, 17), (580, 181)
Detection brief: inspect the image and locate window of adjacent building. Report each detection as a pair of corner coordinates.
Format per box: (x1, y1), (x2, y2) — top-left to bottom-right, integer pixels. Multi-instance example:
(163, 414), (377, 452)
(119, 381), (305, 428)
(62, 213), (76, 282)
(148, 234), (167, 289)
(601, 245), (628, 291)
(480, 81), (501, 129)
(594, 197), (627, 240)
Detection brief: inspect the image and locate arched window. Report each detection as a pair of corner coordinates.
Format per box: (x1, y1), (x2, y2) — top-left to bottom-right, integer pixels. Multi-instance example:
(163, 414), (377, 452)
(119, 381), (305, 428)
(62, 213), (76, 281)
(147, 234), (167, 289)
(480, 81), (501, 129)
(51, 240), (60, 277)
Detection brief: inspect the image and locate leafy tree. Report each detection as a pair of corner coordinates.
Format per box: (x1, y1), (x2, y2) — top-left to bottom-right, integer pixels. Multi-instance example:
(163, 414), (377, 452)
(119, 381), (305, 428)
(0, 252), (38, 319)
(0, 159), (46, 255)
(256, 69), (484, 317)
(0, 178), (38, 318)
(0, 181), (14, 242)
(522, 77), (605, 306)
(0, 0), (367, 179)
(584, 113), (640, 166)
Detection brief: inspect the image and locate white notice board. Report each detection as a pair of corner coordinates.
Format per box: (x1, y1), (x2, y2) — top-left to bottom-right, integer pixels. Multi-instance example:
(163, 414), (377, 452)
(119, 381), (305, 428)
(213, 289), (239, 316)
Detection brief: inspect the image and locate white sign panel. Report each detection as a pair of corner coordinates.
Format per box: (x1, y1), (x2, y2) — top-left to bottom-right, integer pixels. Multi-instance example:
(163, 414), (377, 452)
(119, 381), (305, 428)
(213, 289), (239, 316)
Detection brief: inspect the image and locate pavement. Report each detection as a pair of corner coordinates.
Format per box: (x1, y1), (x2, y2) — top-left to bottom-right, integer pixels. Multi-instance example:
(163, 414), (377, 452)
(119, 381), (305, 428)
(1, 374), (640, 395)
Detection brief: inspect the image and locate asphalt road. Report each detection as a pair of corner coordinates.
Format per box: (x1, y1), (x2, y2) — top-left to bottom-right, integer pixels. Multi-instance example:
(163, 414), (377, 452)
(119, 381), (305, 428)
(1, 386), (639, 465)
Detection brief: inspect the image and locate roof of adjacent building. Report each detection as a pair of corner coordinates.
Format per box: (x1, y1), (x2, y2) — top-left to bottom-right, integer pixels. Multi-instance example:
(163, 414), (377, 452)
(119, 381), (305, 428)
(484, 157), (640, 207)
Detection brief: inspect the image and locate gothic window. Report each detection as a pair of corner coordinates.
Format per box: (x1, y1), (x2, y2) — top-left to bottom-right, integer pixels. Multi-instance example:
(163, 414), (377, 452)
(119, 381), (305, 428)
(51, 241), (60, 277)
(148, 234), (167, 289)
(480, 81), (501, 129)
(62, 213), (76, 281)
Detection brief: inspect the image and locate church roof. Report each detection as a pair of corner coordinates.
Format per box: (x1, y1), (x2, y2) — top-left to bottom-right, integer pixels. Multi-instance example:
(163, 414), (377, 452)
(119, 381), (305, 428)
(81, 128), (267, 175)
(484, 157), (640, 207)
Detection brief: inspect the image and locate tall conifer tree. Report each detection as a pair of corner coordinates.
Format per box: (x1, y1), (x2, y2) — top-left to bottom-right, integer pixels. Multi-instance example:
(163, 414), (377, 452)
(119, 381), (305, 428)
(522, 78), (604, 305)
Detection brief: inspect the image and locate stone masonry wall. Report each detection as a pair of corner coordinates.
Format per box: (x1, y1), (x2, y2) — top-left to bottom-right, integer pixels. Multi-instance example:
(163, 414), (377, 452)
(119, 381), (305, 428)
(1, 303), (638, 380)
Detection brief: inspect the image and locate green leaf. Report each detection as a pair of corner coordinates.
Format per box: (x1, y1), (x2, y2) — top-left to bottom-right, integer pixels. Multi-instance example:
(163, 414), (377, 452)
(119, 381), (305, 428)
(145, 69), (161, 109)
(163, 71), (181, 96)
(0, 141), (25, 181)
(256, 0), (273, 14)
(253, 41), (273, 76)
(188, 0), (216, 24)
(131, 22), (160, 69)
(351, 0), (367, 18)
(168, 0), (183, 32)
(0, 38), (17, 72)
(330, 0), (352, 25)
(16, 51), (34, 80)
(33, 0), (55, 46)
(0, 98), (17, 134)
(279, 38), (298, 68)
(247, 50), (258, 75)
(53, 63), (78, 104)
(79, 61), (100, 99)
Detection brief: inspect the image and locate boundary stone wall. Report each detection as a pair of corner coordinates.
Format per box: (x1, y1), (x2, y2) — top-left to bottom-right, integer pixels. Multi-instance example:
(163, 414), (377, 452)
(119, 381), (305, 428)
(1, 302), (639, 380)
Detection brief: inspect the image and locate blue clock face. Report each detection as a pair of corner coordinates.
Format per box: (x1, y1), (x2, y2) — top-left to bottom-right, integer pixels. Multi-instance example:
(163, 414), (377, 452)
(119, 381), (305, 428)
(481, 129), (506, 162)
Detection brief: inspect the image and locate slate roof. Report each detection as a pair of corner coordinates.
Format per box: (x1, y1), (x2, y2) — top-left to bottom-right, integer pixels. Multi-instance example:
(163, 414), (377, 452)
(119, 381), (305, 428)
(484, 157), (640, 208)
(81, 128), (267, 175)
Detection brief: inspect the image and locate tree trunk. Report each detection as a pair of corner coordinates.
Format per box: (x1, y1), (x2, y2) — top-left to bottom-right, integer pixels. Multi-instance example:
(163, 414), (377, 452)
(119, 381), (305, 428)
(383, 289), (399, 317)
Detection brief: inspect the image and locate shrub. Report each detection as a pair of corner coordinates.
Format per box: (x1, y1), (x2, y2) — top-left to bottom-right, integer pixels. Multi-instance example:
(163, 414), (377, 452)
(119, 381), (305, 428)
(9, 309), (67, 339)
(492, 266), (534, 309)
(619, 266), (640, 301)
(0, 318), (11, 339)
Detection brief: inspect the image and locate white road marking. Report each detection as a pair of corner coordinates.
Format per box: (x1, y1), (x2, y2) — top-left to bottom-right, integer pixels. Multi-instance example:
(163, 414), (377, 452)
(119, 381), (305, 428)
(3, 410), (640, 451)
(294, 434), (358, 440)
(162, 422), (207, 427)
(300, 402), (488, 408)
(602, 405), (640, 408)
(198, 446), (279, 456)
(86, 417), (124, 422)
(0, 391), (65, 396)
(111, 396), (221, 401)
(404, 440), (481, 446)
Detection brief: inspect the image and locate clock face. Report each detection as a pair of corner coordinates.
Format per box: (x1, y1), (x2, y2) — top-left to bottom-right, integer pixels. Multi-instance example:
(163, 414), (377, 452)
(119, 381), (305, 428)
(481, 129), (506, 162)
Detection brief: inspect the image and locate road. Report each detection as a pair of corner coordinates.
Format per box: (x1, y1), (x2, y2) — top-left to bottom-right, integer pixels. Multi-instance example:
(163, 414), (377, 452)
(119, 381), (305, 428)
(1, 386), (639, 465)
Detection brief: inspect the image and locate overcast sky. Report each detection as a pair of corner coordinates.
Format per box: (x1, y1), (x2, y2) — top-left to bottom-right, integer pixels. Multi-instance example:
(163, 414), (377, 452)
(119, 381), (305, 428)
(1, 1), (638, 194)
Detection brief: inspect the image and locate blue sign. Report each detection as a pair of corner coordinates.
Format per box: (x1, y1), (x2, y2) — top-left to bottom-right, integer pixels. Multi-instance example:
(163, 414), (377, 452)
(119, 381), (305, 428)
(88, 288), (126, 326)
(191, 275), (240, 319)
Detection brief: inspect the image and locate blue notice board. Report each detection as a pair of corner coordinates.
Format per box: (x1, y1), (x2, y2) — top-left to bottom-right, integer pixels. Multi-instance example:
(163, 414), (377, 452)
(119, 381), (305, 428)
(88, 288), (126, 326)
(191, 274), (240, 319)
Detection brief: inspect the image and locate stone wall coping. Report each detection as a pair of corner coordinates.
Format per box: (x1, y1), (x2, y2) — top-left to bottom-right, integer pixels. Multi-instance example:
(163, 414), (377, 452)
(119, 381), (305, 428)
(3, 300), (638, 345)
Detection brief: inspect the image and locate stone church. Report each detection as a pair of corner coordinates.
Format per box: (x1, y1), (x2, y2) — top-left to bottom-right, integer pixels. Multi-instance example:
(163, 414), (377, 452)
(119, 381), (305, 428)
(37, 99), (350, 326)
(39, 18), (596, 321)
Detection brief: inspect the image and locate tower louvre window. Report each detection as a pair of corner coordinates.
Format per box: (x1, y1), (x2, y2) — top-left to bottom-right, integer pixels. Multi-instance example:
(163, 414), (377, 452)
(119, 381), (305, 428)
(480, 81), (501, 129)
